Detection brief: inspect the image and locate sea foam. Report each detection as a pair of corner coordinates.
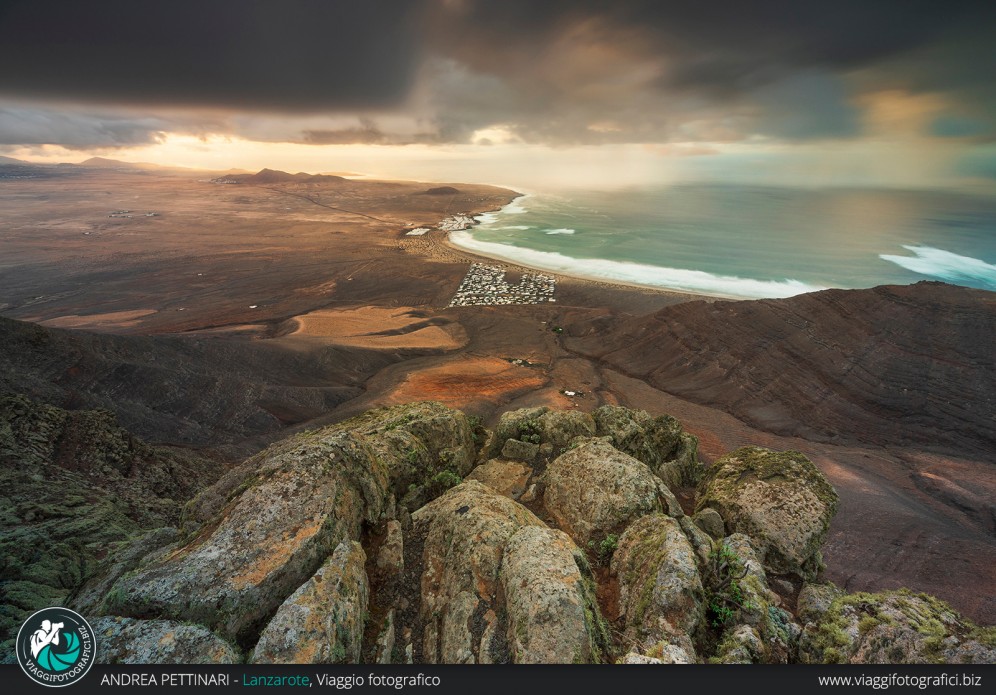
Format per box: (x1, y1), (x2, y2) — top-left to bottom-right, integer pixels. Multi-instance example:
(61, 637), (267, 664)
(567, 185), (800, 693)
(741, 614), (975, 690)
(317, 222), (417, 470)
(544, 228), (576, 235)
(879, 245), (996, 289)
(449, 230), (822, 298)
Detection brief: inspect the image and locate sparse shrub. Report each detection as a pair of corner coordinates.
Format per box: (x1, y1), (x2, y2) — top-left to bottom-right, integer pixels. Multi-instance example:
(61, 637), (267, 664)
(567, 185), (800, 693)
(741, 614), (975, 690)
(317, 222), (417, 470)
(704, 543), (754, 629)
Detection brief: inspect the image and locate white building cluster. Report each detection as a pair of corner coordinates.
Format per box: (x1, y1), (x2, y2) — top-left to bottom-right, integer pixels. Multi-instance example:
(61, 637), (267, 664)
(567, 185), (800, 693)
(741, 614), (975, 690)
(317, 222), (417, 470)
(449, 263), (556, 307)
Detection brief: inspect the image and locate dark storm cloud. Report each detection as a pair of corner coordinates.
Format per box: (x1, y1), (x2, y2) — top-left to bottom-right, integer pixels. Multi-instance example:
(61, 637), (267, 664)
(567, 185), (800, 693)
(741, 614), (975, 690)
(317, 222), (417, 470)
(0, 0), (425, 110)
(0, 0), (993, 146)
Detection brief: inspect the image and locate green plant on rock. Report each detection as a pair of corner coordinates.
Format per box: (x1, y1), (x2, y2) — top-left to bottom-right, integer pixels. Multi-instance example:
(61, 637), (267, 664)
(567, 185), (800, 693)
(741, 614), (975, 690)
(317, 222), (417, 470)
(589, 534), (618, 564)
(704, 543), (754, 630)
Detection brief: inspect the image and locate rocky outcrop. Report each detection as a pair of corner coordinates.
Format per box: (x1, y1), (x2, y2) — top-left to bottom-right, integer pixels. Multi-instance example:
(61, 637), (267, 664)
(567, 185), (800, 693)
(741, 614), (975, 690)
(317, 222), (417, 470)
(696, 446), (838, 580)
(484, 407), (596, 463)
(799, 590), (996, 664)
(409, 481), (544, 663)
(501, 527), (609, 663)
(592, 405), (703, 489)
(336, 402), (476, 511)
(92, 617), (239, 664)
(0, 393), (222, 654)
(612, 514), (703, 658)
(467, 459), (533, 501)
(7, 398), (990, 667)
(252, 541), (369, 664)
(105, 429), (389, 647)
(543, 438), (682, 549)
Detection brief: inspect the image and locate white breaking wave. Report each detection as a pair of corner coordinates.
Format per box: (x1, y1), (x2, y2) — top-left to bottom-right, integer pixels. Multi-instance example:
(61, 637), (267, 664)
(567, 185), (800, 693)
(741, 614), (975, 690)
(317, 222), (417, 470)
(544, 228), (575, 235)
(499, 225), (533, 230)
(879, 245), (996, 288)
(502, 197), (529, 214)
(449, 230), (822, 298)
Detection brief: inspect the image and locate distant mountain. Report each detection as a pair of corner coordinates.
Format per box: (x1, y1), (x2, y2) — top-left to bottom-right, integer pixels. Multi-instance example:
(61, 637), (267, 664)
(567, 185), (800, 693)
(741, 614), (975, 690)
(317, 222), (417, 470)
(0, 155), (28, 165)
(222, 168), (347, 184)
(79, 156), (147, 168)
(567, 281), (996, 458)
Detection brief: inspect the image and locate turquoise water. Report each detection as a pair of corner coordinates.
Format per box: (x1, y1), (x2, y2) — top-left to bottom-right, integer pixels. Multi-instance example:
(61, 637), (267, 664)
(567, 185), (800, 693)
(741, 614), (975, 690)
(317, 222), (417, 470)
(451, 185), (996, 298)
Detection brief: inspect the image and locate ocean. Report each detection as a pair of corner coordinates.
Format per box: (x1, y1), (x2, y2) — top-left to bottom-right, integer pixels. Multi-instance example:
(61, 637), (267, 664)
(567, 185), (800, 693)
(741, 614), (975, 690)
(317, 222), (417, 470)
(450, 185), (996, 299)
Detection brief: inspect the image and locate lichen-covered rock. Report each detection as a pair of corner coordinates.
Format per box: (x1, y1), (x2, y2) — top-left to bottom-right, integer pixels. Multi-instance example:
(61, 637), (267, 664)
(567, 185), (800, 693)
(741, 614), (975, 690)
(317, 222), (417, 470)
(105, 430), (389, 647)
(466, 459), (533, 500)
(592, 406), (703, 488)
(500, 526), (609, 663)
(251, 541), (368, 664)
(612, 514), (703, 656)
(92, 616), (239, 664)
(376, 520), (404, 577)
(799, 590), (996, 664)
(656, 432), (703, 490)
(70, 527), (180, 616)
(692, 508), (725, 539)
(334, 402), (476, 511)
(485, 407), (596, 460)
(543, 439), (682, 549)
(410, 480), (545, 663)
(797, 582), (845, 624)
(703, 534), (799, 664)
(712, 625), (765, 664)
(696, 446), (839, 579)
(620, 641), (693, 664)
(500, 438), (538, 463)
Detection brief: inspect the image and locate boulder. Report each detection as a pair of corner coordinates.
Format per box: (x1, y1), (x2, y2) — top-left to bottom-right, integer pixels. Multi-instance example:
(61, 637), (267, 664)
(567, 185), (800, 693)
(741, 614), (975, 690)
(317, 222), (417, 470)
(618, 642), (692, 664)
(500, 438), (538, 463)
(105, 430), (389, 647)
(410, 481), (545, 663)
(592, 406), (703, 487)
(799, 589), (996, 664)
(336, 402), (477, 511)
(543, 439), (682, 549)
(797, 582), (845, 624)
(466, 459), (533, 500)
(500, 526), (609, 663)
(251, 541), (368, 664)
(612, 514), (703, 655)
(692, 508), (725, 539)
(696, 446), (839, 579)
(485, 407), (596, 460)
(92, 616), (239, 664)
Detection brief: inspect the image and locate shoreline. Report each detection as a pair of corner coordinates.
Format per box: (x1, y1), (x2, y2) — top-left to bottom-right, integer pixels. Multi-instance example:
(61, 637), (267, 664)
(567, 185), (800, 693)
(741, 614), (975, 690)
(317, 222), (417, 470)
(433, 194), (739, 302)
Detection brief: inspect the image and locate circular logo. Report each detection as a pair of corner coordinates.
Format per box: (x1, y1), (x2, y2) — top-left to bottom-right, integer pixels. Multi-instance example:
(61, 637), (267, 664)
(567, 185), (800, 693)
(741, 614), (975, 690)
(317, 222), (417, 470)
(16, 607), (96, 687)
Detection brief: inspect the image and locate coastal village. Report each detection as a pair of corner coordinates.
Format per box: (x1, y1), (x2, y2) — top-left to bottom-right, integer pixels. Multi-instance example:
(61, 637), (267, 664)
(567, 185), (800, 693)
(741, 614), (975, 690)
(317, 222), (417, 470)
(400, 213), (559, 307)
(449, 262), (556, 307)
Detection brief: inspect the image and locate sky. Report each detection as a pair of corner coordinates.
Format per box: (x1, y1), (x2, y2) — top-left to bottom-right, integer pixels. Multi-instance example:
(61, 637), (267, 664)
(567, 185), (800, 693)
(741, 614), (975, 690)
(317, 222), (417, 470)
(1, 0), (995, 190)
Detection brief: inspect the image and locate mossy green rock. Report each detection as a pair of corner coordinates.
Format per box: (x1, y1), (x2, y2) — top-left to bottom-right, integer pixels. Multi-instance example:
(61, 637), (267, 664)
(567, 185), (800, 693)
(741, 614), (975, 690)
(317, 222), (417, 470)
(411, 480), (545, 663)
(799, 589), (996, 664)
(543, 438), (683, 550)
(592, 406), (703, 488)
(500, 526), (609, 663)
(612, 514), (704, 657)
(696, 446), (839, 580)
(106, 429), (389, 647)
(0, 393), (222, 658)
(251, 541), (369, 664)
(92, 616), (240, 664)
(485, 407), (596, 461)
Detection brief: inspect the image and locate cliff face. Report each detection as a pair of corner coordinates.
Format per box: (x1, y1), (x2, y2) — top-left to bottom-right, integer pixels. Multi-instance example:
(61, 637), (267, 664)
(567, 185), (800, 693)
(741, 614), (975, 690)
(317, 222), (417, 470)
(566, 282), (996, 458)
(2, 401), (988, 665)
